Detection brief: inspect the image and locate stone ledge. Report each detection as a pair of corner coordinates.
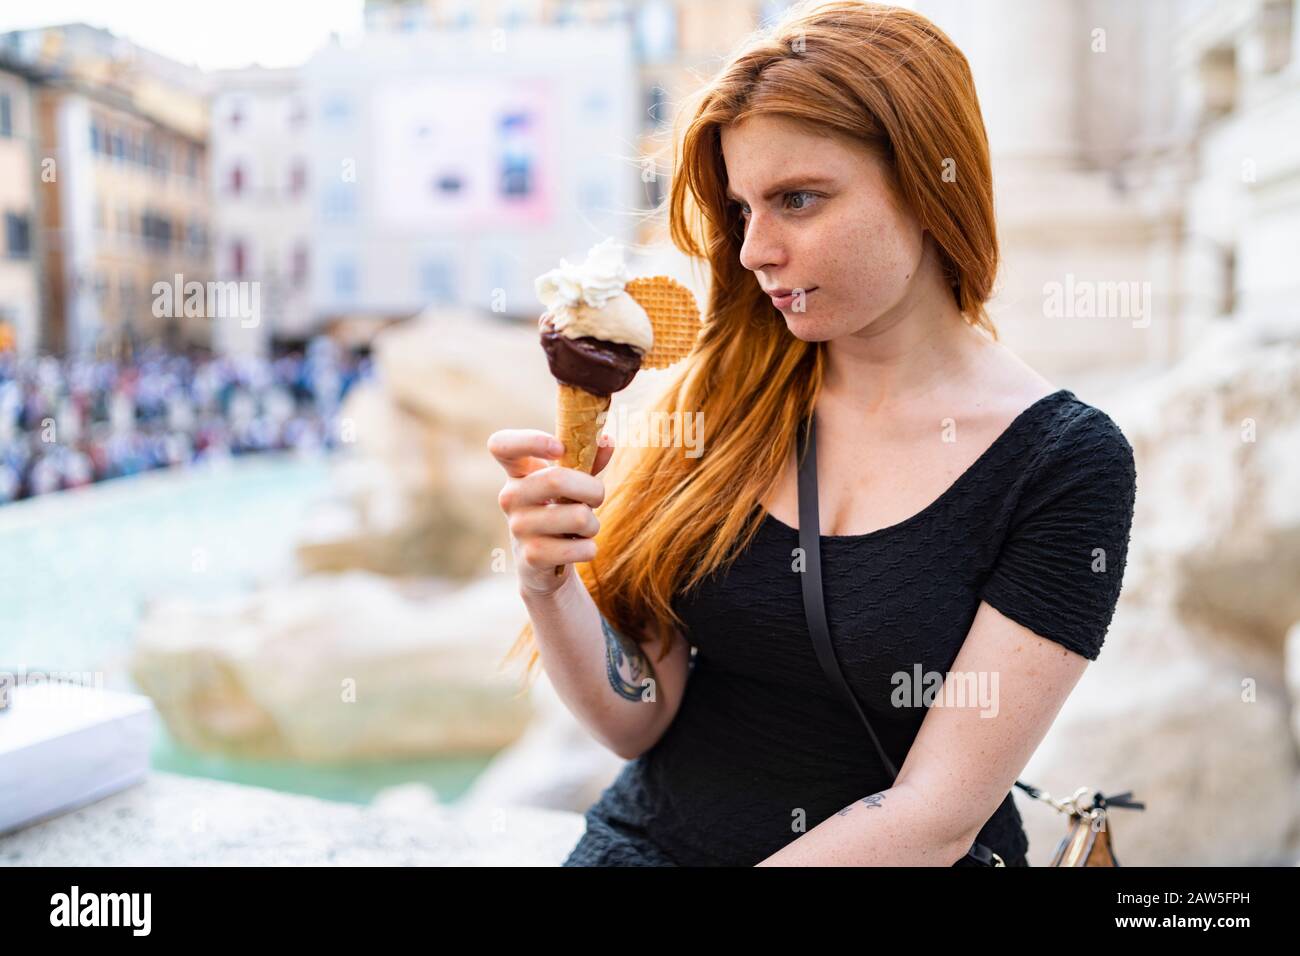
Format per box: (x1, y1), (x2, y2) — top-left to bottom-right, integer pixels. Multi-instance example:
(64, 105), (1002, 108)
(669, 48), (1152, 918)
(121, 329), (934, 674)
(0, 771), (586, 866)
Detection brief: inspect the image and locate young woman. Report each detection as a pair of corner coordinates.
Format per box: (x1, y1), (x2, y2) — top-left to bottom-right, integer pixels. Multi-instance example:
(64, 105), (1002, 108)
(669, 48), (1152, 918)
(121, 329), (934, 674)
(488, 0), (1137, 866)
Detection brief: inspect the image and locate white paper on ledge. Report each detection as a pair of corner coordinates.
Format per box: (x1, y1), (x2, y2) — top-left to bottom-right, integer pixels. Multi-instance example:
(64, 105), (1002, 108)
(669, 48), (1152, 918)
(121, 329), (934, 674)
(0, 682), (154, 835)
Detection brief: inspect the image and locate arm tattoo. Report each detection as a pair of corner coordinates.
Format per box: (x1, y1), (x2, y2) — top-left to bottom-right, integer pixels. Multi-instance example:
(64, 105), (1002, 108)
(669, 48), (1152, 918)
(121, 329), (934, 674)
(602, 615), (655, 702)
(836, 791), (887, 816)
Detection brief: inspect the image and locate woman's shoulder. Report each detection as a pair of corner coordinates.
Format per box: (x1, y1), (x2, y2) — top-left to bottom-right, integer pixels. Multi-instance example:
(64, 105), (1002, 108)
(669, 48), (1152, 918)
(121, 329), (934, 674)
(1033, 391), (1136, 480)
(971, 341), (1134, 479)
(1001, 389), (1138, 542)
(965, 345), (1136, 507)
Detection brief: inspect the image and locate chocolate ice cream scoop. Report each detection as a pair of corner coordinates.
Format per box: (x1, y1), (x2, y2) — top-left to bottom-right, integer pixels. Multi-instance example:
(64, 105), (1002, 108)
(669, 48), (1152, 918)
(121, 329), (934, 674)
(540, 323), (643, 396)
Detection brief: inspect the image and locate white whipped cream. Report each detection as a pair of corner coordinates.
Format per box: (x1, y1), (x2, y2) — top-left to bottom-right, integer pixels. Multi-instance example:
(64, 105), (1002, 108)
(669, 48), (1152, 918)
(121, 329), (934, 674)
(535, 238), (653, 353)
(535, 237), (629, 310)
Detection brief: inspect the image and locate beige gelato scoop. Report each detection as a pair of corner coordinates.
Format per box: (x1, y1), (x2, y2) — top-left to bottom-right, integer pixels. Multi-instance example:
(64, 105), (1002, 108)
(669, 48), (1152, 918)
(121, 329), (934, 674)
(534, 238), (654, 354)
(539, 291), (653, 354)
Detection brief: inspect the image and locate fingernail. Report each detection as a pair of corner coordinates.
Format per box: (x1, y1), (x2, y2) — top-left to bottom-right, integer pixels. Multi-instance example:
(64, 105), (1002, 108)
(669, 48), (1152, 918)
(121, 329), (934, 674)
(550, 439), (564, 455)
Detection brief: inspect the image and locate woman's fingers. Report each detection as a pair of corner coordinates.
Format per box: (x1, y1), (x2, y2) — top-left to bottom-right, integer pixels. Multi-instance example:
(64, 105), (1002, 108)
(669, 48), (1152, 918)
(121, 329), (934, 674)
(512, 464), (605, 510)
(486, 429), (562, 479)
(508, 502), (600, 541)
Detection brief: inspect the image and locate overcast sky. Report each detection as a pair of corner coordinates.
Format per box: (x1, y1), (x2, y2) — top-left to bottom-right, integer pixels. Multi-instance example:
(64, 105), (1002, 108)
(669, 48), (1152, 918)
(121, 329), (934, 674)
(0, 0), (366, 72)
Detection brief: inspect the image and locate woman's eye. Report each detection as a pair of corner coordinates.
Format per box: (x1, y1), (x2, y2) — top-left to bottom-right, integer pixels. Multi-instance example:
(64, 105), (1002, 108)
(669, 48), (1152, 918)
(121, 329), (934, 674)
(733, 192), (811, 221)
(785, 191), (817, 211)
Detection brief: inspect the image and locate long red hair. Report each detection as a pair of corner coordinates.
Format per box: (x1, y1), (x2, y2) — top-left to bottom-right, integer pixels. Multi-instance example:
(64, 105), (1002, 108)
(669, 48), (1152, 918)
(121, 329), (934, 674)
(504, 0), (1000, 685)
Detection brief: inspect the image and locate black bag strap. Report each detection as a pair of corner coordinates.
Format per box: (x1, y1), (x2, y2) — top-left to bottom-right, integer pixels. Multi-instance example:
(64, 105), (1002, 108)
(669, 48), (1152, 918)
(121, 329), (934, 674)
(795, 411), (1004, 867)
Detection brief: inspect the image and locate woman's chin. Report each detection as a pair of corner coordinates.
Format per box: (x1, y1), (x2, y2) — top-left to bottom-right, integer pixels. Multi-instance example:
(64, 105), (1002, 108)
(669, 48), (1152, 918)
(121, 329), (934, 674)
(781, 314), (832, 342)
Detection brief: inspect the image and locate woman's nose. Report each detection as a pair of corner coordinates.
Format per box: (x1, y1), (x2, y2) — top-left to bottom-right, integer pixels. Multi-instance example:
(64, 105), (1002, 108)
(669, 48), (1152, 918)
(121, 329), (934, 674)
(738, 212), (786, 274)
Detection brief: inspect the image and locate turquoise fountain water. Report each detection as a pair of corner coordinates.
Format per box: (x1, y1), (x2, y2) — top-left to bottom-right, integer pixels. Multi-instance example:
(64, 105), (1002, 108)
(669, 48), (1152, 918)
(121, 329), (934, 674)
(0, 452), (491, 805)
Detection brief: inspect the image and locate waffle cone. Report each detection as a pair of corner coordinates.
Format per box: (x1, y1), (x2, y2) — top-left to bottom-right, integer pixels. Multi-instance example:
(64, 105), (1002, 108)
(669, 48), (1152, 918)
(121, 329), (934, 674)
(556, 383), (611, 474)
(625, 276), (702, 369)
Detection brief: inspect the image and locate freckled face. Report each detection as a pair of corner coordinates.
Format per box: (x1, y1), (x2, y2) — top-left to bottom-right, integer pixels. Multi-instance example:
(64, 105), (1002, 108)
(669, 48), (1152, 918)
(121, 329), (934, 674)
(720, 114), (927, 341)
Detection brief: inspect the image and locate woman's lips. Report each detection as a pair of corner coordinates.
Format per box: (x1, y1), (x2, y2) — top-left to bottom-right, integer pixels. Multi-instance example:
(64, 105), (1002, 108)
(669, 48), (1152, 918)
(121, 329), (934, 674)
(769, 287), (817, 310)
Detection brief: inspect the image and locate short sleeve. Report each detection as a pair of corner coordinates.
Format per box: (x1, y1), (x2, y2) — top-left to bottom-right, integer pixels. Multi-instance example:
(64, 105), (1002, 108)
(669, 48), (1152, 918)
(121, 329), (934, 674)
(979, 406), (1137, 660)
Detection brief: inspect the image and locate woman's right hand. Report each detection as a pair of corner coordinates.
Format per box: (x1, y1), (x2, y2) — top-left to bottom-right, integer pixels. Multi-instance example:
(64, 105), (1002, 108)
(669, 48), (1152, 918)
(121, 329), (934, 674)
(487, 428), (615, 597)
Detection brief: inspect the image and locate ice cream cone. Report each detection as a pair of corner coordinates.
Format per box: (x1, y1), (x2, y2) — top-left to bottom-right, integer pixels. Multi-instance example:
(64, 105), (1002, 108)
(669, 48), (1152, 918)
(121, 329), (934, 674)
(556, 382), (611, 474)
(536, 245), (701, 578)
(552, 383), (611, 577)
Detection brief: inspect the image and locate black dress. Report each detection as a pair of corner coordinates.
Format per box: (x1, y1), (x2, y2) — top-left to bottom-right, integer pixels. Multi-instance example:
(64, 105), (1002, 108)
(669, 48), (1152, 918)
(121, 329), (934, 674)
(563, 389), (1137, 866)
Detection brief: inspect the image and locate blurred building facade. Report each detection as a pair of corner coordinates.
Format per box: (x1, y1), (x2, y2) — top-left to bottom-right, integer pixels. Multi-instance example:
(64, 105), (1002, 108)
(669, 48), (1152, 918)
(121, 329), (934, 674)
(362, 0), (800, 248)
(0, 54), (42, 357)
(1, 25), (212, 358)
(302, 17), (641, 329)
(0, 1), (1295, 374)
(209, 66), (313, 355)
(919, 0), (1300, 380)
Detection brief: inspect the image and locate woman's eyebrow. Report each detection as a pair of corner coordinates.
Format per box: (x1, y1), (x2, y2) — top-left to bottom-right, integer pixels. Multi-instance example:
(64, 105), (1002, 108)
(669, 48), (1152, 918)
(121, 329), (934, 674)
(724, 176), (836, 202)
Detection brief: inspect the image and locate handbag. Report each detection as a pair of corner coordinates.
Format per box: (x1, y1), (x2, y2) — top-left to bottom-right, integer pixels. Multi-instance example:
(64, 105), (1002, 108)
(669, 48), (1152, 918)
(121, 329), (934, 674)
(793, 411), (1143, 866)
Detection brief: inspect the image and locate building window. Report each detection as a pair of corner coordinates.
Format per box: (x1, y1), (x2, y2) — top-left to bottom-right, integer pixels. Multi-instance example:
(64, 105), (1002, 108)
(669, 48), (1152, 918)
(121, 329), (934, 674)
(434, 172), (464, 196)
(1198, 45), (1237, 122)
(1259, 0), (1294, 74)
(554, 0), (580, 25)
(291, 243), (309, 288)
(152, 143), (170, 178)
(323, 94), (352, 124)
(448, 0), (475, 28)
(603, 0), (632, 23)
(1221, 245), (1237, 317)
(288, 160), (307, 197)
(759, 0), (793, 28)
(323, 184), (357, 221)
(231, 240), (247, 279)
(583, 89), (610, 118)
(419, 259), (454, 302)
(90, 121), (101, 152)
(502, 0), (529, 29)
(634, 0), (676, 63)
(0, 94), (11, 138)
(141, 212), (173, 250)
(579, 178), (610, 212)
(4, 213), (30, 258)
(498, 112), (535, 198)
(229, 99), (246, 128)
(334, 260), (357, 298)
(229, 163), (245, 195)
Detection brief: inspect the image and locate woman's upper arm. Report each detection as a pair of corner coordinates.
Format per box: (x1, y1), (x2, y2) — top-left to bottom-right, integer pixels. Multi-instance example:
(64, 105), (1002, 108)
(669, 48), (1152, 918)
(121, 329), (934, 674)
(625, 625), (693, 759)
(895, 407), (1135, 847)
(894, 599), (1092, 852)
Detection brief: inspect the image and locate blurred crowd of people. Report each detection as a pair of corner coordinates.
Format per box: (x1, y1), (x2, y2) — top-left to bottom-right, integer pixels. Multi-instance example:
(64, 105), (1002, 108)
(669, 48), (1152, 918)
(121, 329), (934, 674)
(0, 338), (372, 504)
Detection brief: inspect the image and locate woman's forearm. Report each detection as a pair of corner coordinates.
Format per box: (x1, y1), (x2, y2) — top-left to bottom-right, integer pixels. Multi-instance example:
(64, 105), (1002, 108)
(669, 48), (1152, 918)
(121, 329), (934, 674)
(520, 570), (668, 759)
(754, 782), (974, 866)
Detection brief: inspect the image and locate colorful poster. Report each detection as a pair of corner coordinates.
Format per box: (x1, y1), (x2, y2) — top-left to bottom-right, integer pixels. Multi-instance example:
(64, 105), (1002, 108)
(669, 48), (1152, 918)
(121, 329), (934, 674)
(371, 78), (552, 230)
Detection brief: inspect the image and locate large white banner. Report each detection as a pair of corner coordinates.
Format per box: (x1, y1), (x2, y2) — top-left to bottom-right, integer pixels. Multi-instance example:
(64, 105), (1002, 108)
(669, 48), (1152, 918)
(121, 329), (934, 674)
(371, 77), (554, 230)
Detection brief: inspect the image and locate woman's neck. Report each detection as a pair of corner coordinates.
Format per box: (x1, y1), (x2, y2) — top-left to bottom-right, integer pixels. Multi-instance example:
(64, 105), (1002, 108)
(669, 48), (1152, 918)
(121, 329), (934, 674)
(821, 303), (988, 418)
